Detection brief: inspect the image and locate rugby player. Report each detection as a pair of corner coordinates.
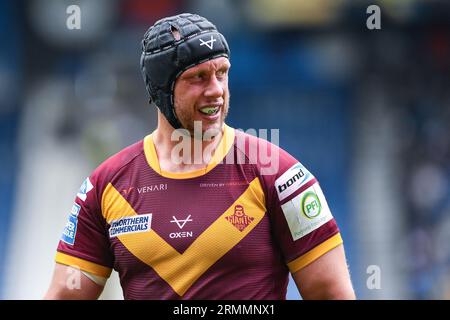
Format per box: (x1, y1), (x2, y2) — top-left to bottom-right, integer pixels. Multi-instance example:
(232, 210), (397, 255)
(44, 13), (355, 300)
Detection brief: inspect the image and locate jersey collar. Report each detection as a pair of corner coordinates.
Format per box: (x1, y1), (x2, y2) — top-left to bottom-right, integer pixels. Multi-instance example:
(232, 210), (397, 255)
(143, 124), (235, 179)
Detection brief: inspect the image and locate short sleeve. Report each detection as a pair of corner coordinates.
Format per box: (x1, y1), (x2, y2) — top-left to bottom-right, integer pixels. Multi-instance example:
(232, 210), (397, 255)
(262, 149), (343, 274)
(55, 173), (114, 278)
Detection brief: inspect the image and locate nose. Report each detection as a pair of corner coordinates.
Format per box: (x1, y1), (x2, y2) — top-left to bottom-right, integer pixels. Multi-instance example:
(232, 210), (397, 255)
(204, 75), (224, 99)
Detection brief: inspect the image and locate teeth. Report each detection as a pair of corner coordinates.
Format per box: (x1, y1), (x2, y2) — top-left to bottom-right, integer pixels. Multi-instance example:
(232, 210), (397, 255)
(199, 106), (219, 115)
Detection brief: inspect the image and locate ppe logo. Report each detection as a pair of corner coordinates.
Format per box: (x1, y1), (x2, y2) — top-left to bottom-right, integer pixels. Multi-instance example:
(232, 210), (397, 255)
(301, 192), (321, 219)
(281, 184), (332, 241)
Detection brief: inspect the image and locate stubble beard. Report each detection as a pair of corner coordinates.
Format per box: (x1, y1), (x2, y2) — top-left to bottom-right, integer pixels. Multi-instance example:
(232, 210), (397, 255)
(174, 95), (230, 140)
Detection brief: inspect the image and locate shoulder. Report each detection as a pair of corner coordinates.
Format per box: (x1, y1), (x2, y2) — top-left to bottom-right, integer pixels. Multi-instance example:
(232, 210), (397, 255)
(233, 128), (300, 177)
(232, 128), (317, 202)
(70, 140), (144, 222)
(90, 139), (144, 188)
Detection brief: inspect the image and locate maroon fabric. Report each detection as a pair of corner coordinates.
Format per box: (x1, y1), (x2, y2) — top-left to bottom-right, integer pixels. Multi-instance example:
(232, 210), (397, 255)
(57, 128), (340, 299)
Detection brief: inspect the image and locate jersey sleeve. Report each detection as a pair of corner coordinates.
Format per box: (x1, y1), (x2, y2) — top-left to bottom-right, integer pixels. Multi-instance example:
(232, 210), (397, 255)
(261, 147), (343, 274)
(55, 170), (114, 278)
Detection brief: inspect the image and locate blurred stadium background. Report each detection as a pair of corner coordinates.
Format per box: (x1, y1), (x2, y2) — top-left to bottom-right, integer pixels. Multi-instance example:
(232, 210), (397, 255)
(1, 0), (449, 299)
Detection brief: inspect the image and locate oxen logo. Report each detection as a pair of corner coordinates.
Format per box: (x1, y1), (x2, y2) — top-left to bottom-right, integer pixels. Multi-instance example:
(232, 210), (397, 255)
(199, 35), (216, 50)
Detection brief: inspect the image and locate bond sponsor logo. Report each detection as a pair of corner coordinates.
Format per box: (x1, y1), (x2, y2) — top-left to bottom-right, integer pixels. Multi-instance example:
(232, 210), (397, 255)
(281, 184), (333, 241)
(225, 205), (254, 232)
(77, 177), (93, 202)
(278, 166), (305, 192)
(275, 163), (312, 201)
(61, 205), (80, 245)
(109, 214), (152, 238)
(137, 184), (168, 194)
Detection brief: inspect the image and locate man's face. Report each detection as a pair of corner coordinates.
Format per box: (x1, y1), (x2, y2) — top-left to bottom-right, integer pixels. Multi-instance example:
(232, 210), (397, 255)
(173, 57), (230, 136)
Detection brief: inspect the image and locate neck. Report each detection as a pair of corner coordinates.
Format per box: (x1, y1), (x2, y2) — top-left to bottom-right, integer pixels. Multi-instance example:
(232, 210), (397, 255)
(153, 112), (224, 172)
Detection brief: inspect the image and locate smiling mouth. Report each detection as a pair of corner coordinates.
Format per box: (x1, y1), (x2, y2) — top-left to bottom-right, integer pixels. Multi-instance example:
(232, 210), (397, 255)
(199, 106), (220, 116)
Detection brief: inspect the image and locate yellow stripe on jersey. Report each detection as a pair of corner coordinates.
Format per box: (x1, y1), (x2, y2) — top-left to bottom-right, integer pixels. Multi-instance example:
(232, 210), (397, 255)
(55, 251), (112, 278)
(101, 177), (266, 296)
(102, 182), (136, 223)
(143, 124), (235, 179)
(287, 233), (343, 273)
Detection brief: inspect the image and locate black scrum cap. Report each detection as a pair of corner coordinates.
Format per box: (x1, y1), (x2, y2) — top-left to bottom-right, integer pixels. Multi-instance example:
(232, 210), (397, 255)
(140, 13), (230, 129)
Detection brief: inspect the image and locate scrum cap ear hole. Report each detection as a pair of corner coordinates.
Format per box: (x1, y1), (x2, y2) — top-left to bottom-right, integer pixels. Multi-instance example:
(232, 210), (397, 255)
(170, 24), (181, 41)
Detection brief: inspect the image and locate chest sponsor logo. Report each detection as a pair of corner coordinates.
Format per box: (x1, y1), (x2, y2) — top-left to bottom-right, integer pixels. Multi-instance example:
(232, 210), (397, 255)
(199, 181), (248, 188)
(281, 184), (332, 241)
(77, 177), (93, 202)
(109, 214), (152, 238)
(102, 177), (266, 296)
(121, 187), (134, 195)
(137, 184), (168, 194)
(170, 215), (193, 238)
(225, 205), (254, 232)
(275, 163), (312, 201)
(170, 215), (192, 229)
(199, 182), (225, 188)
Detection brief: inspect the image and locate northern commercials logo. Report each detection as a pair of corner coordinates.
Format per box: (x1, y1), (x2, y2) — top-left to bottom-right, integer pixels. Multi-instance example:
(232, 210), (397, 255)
(109, 214), (152, 238)
(77, 177), (93, 202)
(275, 163), (312, 201)
(169, 215), (193, 238)
(225, 205), (254, 232)
(199, 35), (216, 50)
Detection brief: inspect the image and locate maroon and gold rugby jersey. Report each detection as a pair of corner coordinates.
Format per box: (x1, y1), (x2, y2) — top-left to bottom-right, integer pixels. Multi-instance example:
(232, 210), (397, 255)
(56, 124), (342, 299)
